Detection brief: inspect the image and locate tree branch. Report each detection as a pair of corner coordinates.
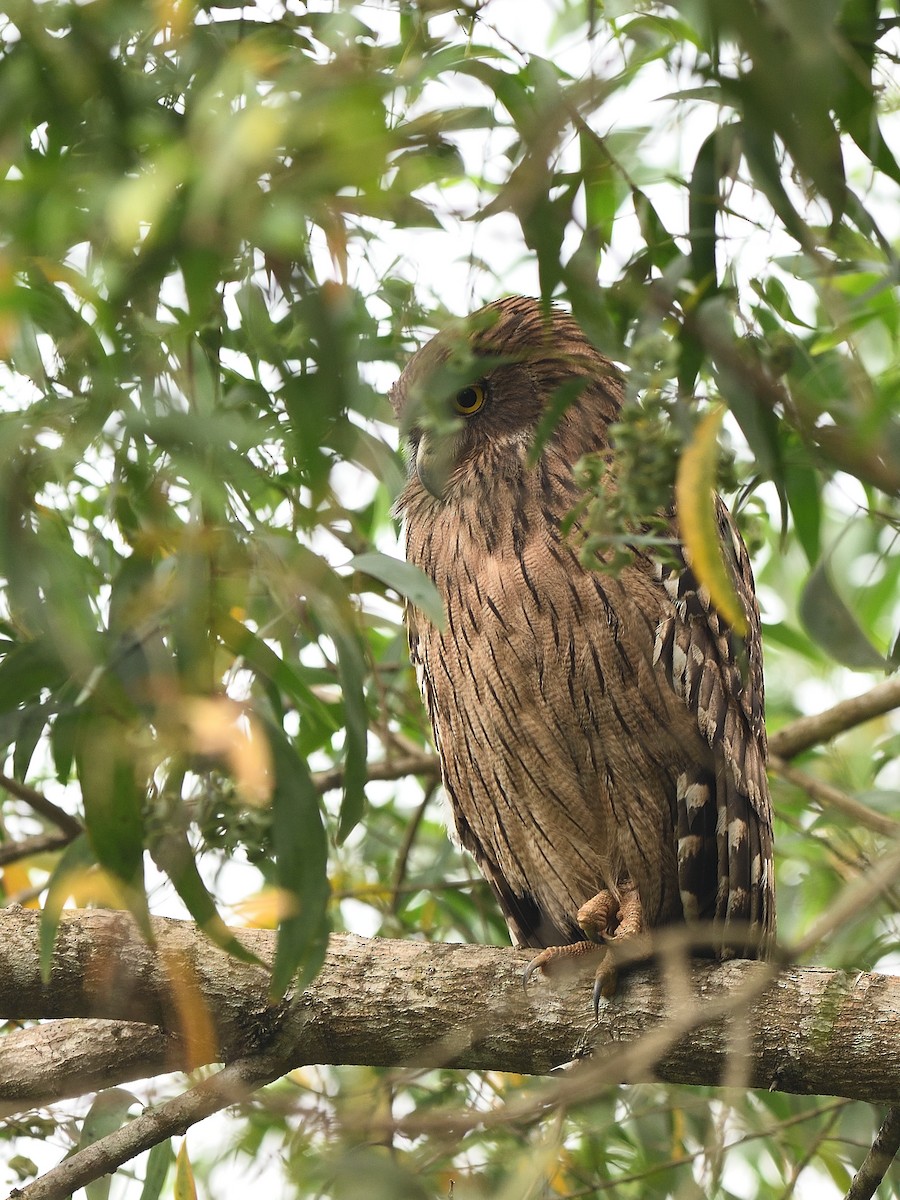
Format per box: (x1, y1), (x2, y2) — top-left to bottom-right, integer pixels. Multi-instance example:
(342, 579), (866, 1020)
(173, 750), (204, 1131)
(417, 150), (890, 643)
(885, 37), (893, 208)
(845, 1105), (900, 1200)
(0, 776), (82, 839)
(309, 678), (900, 800)
(769, 677), (900, 761)
(770, 755), (900, 838)
(0, 1021), (174, 1117)
(0, 832), (76, 869)
(313, 751), (439, 794)
(9, 1054), (288, 1200)
(1, 909), (899, 1109)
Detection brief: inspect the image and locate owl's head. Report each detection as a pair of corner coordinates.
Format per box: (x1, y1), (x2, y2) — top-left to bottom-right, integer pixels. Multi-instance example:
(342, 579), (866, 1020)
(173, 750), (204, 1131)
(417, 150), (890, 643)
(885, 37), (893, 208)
(390, 295), (622, 502)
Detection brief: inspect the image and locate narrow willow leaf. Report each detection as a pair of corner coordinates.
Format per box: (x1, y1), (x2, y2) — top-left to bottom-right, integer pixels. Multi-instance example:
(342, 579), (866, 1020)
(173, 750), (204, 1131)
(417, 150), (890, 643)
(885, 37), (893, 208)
(330, 626), (368, 844)
(799, 559), (888, 670)
(349, 551), (445, 628)
(140, 1140), (175, 1200)
(150, 828), (263, 966)
(174, 1142), (198, 1200)
(675, 406), (748, 636)
(784, 460), (822, 565)
(266, 723), (330, 1000)
(80, 1089), (140, 1200)
(75, 714), (152, 939)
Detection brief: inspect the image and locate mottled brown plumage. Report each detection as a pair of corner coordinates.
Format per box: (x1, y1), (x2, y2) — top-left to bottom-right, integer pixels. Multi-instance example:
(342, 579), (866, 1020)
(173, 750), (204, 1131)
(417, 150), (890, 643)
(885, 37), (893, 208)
(391, 296), (775, 999)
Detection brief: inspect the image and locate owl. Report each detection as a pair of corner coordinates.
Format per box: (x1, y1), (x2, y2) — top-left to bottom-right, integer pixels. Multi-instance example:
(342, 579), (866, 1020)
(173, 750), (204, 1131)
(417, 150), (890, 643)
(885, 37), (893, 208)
(390, 296), (775, 1006)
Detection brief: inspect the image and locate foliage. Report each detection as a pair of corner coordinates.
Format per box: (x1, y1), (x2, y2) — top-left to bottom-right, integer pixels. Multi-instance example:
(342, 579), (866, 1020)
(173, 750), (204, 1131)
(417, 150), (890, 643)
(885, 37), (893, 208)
(0, 0), (898, 1197)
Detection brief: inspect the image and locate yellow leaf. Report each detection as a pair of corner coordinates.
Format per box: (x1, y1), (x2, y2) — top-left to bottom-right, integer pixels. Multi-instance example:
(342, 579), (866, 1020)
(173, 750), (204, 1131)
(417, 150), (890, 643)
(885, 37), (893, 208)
(64, 866), (132, 910)
(231, 887), (299, 929)
(174, 1142), (198, 1200)
(182, 697), (273, 807)
(160, 948), (218, 1072)
(675, 406), (748, 636)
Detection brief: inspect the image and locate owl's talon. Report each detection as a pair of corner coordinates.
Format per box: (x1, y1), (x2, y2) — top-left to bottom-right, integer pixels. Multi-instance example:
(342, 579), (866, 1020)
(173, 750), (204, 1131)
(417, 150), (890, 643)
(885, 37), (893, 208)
(592, 945), (623, 1013)
(523, 940), (605, 992)
(522, 950), (552, 991)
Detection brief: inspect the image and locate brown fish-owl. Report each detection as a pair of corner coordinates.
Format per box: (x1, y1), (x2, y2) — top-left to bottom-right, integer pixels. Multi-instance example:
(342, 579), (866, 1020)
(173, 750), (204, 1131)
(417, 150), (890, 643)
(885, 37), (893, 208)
(390, 296), (775, 1004)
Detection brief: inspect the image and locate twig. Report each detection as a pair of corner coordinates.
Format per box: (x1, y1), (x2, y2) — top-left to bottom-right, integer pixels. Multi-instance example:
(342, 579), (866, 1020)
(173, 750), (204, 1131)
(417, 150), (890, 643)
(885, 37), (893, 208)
(390, 783), (438, 913)
(587, 1100), (850, 1195)
(769, 756), (900, 838)
(792, 836), (900, 957)
(313, 752), (439, 794)
(844, 1105), (900, 1200)
(0, 832), (75, 868)
(7, 1053), (288, 1200)
(769, 678), (900, 761)
(310, 677), (900, 800)
(775, 1106), (844, 1200)
(0, 775), (82, 839)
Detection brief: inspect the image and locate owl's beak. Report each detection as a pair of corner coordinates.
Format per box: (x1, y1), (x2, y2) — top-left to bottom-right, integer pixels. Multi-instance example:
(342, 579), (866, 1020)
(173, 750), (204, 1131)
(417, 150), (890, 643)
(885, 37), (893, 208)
(415, 432), (458, 500)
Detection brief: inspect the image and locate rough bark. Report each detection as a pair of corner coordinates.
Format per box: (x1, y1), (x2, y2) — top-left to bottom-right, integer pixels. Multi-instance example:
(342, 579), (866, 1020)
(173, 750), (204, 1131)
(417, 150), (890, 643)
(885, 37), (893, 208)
(1, 908), (899, 1113)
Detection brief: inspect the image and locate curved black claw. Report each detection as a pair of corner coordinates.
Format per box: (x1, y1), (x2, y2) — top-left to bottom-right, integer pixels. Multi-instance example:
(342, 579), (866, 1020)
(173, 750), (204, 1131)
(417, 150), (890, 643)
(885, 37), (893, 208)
(522, 952), (548, 992)
(592, 953), (619, 1017)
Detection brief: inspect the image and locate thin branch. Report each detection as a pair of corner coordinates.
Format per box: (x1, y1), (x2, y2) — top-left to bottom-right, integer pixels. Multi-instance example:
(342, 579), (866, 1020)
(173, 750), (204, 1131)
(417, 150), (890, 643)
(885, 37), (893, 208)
(844, 1105), (900, 1200)
(390, 782), (438, 913)
(588, 1100), (850, 1195)
(769, 678), (900, 761)
(313, 752), (439, 795)
(770, 755), (900, 838)
(0, 775), (82, 839)
(0, 832), (76, 868)
(8, 1053), (289, 1200)
(776, 1106), (844, 1200)
(311, 679), (900, 801)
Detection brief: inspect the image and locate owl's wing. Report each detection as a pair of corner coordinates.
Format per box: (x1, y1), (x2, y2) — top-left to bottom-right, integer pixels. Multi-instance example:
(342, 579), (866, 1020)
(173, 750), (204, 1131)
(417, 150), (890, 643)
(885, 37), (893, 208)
(653, 497), (775, 958)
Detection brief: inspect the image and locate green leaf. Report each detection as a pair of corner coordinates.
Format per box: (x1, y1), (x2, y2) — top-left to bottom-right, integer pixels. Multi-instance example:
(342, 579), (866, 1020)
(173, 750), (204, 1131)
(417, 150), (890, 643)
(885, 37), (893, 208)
(216, 612), (335, 720)
(0, 639), (67, 713)
(266, 723), (330, 1001)
(330, 626), (368, 845)
(528, 377), (591, 466)
(140, 1141), (175, 1200)
(784, 460), (822, 565)
(149, 826), (263, 966)
(75, 713), (152, 938)
(348, 551), (445, 629)
(51, 707), (80, 786)
(799, 558), (889, 670)
(687, 126), (733, 296)
(79, 1089), (140, 1200)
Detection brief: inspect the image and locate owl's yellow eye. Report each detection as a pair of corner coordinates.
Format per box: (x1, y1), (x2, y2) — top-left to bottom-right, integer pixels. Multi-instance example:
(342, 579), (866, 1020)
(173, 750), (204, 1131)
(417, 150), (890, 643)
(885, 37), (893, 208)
(453, 383), (487, 416)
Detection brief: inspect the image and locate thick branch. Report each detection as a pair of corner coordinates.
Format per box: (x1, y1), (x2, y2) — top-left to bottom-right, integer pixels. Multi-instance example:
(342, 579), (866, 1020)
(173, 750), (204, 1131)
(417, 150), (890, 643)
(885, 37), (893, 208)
(1, 910), (899, 1109)
(0, 1021), (173, 1116)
